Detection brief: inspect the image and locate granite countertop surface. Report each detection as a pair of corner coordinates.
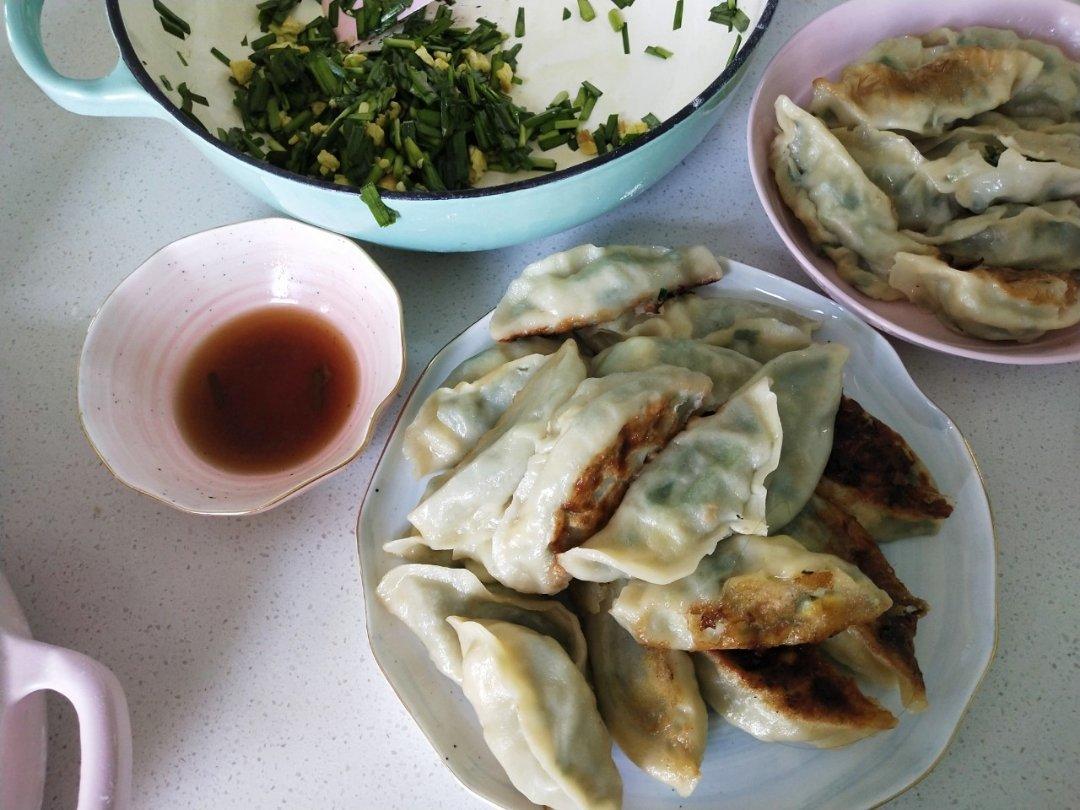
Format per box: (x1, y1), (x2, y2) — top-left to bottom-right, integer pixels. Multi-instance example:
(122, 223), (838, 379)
(1, 1), (1077, 808)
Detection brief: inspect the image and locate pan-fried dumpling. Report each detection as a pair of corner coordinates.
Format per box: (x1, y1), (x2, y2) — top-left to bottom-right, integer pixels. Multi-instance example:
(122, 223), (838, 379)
(404, 353), (550, 477)
(491, 367), (712, 594)
(831, 124), (959, 231)
(591, 337), (760, 410)
(771, 96), (934, 300)
(693, 647), (897, 747)
(609, 534), (892, 650)
(857, 27), (1080, 121)
(785, 496), (930, 710)
(558, 377), (782, 585)
(889, 252), (1080, 341)
(954, 27), (1080, 120)
(490, 244), (724, 341)
(908, 201), (1080, 274)
(376, 565), (587, 683)
(408, 341), (587, 570)
(810, 47), (1043, 135)
(444, 337), (561, 387)
(917, 112), (1080, 168)
(382, 536), (496, 583)
(856, 27), (957, 71)
(817, 397), (953, 542)
(448, 618), (623, 810)
(923, 143), (1080, 213)
(580, 596), (707, 797)
(745, 343), (848, 532)
(579, 292), (820, 357)
(700, 317), (816, 363)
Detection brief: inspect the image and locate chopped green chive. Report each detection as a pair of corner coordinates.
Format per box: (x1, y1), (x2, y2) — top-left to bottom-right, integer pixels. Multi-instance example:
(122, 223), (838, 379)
(709, 1), (750, 33)
(360, 182), (399, 227)
(611, 0), (635, 8)
(381, 37), (419, 49)
(216, 1), (643, 205)
(176, 50), (188, 66)
(160, 17), (186, 39)
(726, 33), (743, 66)
(621, 21), (630, 54)
(607, 9), (624, 32)
(537, 130), (568, 150)
(154, 1), (191, 36)
(644, 45), (673, 59)
(643, 112), (662, 128)
(578, 80), (603, 121)
(250, 32), (275, 50)
(177, 82), (208, 110)
(159, 75), (173, 91)
(562, 6), (571, 20)
(673, 0), (684, 30)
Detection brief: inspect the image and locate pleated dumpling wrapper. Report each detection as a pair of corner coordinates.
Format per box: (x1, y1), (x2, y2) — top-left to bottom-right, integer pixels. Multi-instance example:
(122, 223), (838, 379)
(907, 201), (1080, 274)
(817, 396), (953, 542)
(580, 291), (820, 362)
(857, 27), (1080, 121)
(590, 337), (761, 411)
(491, 366), (712, 595)
(442, 337), (561, 387)
(770, 95), (935, 300)
(609, 533), (893, 651)
(408, 340), (586, 572)
(889, 252), (1080, 342)
(786, 496), (930, 711)
(449, 618), (623, 810)
(489, 244), (723, 341)
(579, 588), (707, 797)
(694, 646), (896, 748)
(810, 46), (1044, 136)
(376, 564), (586, 683)
(558, 376), (782, 585)
(403, 352), (550, 477)
(749, 342), (849, 533)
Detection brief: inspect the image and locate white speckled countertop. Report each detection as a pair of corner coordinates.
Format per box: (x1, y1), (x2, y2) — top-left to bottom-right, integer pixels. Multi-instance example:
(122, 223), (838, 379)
(2, 2), (1078, 808)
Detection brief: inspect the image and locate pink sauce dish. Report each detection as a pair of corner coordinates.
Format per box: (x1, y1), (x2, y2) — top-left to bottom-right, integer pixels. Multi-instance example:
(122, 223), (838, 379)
(747, 0), (1080, 365)
(78, 218), (405, 516)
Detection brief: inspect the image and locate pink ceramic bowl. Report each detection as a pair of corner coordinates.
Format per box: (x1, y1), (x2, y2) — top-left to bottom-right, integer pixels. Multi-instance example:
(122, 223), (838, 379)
(747, 0), (1080, 365)
(78, 218), (405, 515)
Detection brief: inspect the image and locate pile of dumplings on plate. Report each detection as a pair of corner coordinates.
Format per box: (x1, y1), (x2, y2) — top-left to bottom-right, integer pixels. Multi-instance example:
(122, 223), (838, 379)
(376, 244), (954, 809)
(770, 26), (1080, 342)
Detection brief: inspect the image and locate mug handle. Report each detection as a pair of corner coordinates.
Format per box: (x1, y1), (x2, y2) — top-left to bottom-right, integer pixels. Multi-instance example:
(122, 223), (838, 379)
(3, 634), (133, 810)
(4, 0), (162, 118)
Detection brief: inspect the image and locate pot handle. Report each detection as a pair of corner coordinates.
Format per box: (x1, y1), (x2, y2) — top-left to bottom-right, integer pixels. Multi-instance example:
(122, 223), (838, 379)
(3, 634), (133, 810)
(4, 0), (162, 118)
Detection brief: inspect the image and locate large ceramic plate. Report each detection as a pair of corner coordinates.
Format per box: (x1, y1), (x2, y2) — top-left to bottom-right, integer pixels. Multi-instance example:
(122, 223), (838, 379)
(356, 259), (997, 810)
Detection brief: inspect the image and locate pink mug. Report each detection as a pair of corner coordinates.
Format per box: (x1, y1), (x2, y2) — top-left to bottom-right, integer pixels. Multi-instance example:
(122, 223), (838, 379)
(0, 573), (132, 810)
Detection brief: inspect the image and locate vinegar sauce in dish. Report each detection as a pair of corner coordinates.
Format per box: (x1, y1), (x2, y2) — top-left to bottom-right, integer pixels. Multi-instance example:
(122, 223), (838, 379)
(174, 307), (360, 474)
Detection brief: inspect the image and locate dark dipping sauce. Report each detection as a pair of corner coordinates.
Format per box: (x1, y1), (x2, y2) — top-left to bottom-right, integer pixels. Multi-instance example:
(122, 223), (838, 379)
(174, 307), (359, 474)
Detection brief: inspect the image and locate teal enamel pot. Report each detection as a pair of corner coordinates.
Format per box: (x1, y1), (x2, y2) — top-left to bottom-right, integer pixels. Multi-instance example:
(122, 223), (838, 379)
(6, 0), (778, 252)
